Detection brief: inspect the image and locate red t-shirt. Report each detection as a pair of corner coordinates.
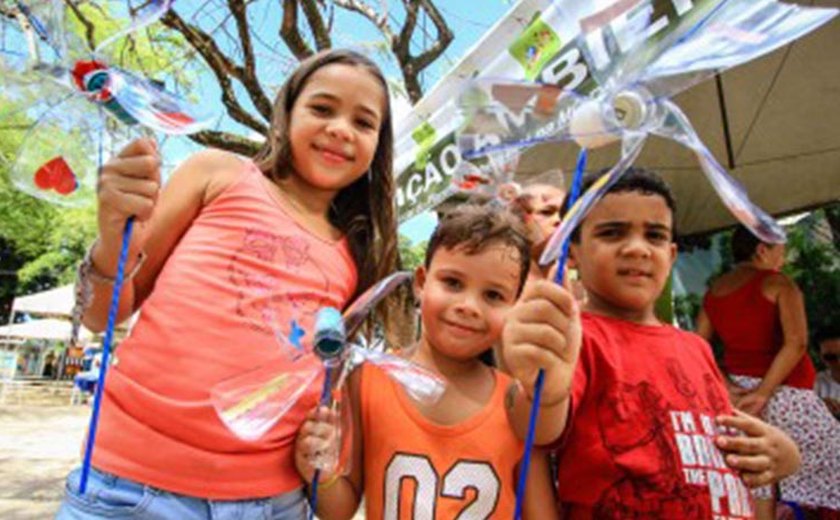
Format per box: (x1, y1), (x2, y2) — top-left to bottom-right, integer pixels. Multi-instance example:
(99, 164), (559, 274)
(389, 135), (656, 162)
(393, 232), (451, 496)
(703, 269), (815, 389)
(555, 313), (754, 519)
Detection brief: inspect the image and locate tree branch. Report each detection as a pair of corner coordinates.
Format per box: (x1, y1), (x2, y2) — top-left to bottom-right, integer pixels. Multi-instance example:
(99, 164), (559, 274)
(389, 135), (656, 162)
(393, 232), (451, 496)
(332, 0), (392, 40)
(300, 0), (332, 51)
(226, 0), (274, 120)
(63, 0), (98, 51)
(188, 129), (263, 156)
(280, 0), (314, 60)
(160, 8), (268, 134)
(333, 0), (453, 103)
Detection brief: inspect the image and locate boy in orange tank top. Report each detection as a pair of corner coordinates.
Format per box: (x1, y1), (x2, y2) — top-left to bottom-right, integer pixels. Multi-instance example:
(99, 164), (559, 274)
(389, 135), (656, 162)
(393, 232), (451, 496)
(295, 204), (558, 519)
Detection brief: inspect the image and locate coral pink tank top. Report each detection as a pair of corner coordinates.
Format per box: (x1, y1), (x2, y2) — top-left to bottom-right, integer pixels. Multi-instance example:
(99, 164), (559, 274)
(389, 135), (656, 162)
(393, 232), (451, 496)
(703, 270), (815, 389)
(91, 161), (358, 499)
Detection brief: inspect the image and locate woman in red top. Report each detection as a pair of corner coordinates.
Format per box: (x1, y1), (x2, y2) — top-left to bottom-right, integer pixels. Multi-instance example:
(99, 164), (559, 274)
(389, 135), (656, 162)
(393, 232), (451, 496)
(698, 226), (839, 518)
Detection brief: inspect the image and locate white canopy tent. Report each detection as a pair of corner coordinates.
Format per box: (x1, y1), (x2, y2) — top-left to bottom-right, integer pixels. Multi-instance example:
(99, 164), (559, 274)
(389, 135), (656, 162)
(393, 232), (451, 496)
(10, 284), (75, 319)
(1, 318), (91, 342)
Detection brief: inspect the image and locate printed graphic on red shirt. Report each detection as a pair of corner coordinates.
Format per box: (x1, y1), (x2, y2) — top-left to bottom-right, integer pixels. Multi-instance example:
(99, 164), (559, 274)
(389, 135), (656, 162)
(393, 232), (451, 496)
(591, 359), (752, 519)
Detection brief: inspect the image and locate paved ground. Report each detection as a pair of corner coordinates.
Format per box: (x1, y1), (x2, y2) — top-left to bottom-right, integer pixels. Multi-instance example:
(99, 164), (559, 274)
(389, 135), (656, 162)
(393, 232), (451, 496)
(0, 404), (365, 519)
(0, 405), (88, 519)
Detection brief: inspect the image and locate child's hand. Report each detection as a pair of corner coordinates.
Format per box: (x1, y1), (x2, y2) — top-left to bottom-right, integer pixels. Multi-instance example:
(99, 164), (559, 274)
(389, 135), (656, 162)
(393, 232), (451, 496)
(295, 406), (341, 484)
(715, 409), (800, 488)
(97, 137), (161, 242)
(502, 279), (581, 406)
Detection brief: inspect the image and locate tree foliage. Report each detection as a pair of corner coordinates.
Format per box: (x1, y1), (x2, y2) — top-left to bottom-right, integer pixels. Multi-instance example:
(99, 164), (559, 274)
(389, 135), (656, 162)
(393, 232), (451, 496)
(398, 235), (427, 271)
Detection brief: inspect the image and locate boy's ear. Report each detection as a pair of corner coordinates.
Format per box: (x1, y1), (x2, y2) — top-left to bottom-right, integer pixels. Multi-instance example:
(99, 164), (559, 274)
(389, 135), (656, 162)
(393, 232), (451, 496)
(667, 241), (678, 268)
(413, 266), (427, 300)
(567, 243), (579, 269)
(755, 243), (771, 263)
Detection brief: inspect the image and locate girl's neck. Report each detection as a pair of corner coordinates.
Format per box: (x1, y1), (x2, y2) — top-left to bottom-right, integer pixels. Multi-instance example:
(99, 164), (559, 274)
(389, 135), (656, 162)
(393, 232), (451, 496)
(272, 174), (342, 241)
(276, 173), (336, 219)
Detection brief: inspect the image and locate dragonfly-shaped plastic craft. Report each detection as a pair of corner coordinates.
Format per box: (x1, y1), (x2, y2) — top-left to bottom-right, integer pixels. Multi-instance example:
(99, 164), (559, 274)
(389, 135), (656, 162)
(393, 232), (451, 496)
(0, 0), (212, 206)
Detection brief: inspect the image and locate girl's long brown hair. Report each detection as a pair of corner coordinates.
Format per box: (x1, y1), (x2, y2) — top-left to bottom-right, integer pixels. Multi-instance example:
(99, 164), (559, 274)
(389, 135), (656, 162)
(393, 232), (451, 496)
(253, 49), (401, 335)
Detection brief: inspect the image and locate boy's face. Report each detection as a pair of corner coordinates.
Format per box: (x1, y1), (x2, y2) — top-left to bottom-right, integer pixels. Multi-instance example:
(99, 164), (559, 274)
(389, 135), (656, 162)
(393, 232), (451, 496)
(571, 191), (677, 323)
(415, 243), (522, 361)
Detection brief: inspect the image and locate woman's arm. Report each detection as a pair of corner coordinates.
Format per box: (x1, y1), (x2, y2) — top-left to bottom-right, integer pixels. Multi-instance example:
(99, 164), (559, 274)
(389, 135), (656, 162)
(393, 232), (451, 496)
(695, 307), (714, 341)
(83, 147), (241, 330)
(738, 275), (808, 415)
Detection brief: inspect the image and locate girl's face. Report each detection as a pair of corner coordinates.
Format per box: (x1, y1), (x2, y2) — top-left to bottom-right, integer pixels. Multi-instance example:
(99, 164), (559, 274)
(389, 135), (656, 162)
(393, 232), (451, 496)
(288, 63), (386, 193)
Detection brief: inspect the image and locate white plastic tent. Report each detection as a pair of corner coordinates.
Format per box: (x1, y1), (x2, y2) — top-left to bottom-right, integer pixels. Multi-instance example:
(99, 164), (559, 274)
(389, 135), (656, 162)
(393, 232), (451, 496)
(1, 318), (91, 342)
(10, 284), (75, 318)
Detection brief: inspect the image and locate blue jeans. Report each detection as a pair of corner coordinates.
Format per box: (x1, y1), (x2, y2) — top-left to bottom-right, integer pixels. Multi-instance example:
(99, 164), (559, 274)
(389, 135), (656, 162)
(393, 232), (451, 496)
(56, 467), (309, 519)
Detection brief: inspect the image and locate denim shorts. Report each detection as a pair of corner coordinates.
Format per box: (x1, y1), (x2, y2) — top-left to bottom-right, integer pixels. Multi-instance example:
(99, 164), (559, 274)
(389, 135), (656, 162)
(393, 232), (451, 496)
(56, 467), (309, 519)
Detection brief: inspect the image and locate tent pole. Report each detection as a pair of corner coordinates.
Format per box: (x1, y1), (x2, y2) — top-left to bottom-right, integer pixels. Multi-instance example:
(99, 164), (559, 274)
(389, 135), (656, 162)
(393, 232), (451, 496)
(715, 74), (737, 170)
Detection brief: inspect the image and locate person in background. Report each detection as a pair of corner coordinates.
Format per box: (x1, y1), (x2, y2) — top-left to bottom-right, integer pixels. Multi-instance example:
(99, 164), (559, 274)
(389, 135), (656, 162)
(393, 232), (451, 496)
(698, 225), (840, 517)
(814, 325), (840, 419)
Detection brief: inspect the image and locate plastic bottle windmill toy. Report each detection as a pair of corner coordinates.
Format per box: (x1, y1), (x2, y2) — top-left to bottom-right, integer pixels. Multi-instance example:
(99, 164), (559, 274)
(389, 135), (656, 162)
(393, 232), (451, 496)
(456, 1), (837, 518)
(1, 0), (212, 206)
(0, 0), (214, 494)
(211, 271), (445, 518)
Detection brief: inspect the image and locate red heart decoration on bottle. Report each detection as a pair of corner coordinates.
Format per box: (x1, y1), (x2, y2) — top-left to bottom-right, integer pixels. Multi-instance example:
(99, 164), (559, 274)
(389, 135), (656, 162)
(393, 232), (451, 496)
(33, 156), (77, 195)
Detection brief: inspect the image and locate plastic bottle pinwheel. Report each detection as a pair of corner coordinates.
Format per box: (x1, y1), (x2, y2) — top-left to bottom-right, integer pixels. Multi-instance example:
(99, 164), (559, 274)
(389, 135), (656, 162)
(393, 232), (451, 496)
(452, 148), (523, 204)
(211, 270), (445, 444)
(458, 0), (838, 270)
(0, 0), (212, 207)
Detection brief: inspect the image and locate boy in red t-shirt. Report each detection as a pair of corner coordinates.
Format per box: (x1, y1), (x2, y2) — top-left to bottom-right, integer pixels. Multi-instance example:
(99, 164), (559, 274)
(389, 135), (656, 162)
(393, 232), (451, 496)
(502, 169), (801, 519)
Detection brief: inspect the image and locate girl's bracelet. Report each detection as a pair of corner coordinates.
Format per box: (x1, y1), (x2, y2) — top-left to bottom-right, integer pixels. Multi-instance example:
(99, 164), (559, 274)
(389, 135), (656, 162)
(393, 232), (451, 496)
(70, 240), (146, 345)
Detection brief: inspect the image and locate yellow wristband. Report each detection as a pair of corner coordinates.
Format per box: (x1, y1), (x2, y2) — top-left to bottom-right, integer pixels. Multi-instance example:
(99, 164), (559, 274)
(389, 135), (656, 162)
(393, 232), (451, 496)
(318, 473), (342, 491)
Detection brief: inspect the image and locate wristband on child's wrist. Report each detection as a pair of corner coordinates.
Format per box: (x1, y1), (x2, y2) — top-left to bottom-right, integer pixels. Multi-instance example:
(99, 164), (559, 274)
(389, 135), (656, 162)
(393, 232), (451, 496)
(518, 379), (567, 408)
(317, 472), (342, 491)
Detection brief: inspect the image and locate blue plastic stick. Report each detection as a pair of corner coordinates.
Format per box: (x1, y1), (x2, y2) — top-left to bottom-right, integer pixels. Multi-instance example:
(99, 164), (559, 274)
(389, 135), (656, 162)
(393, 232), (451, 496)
(79, 216), (135, 494)
(308, 364), (334, 520)
(514, 149), (587, 520)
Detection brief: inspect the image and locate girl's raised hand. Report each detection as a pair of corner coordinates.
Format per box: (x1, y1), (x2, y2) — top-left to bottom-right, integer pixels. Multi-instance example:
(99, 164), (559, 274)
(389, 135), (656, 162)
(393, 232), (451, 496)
(97, 137), (161, 243)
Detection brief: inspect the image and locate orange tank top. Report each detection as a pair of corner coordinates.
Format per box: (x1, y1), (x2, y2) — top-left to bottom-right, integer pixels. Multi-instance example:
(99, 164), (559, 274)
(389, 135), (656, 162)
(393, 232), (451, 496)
(91, 160), (358, 499)
(361, 363), (523, 519)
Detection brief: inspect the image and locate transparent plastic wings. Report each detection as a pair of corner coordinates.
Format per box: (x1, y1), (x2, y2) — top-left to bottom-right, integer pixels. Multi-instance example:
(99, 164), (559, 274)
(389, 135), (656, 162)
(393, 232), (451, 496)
(457, 0), (838, 261)
(0, 0), (212, 206)
(211, 271), (445, 454)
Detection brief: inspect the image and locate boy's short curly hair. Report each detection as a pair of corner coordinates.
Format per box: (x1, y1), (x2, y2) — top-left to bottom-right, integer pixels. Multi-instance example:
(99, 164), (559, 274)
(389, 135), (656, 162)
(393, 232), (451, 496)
(563, 167), (677, 242)
(425, 203), (532, 296)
